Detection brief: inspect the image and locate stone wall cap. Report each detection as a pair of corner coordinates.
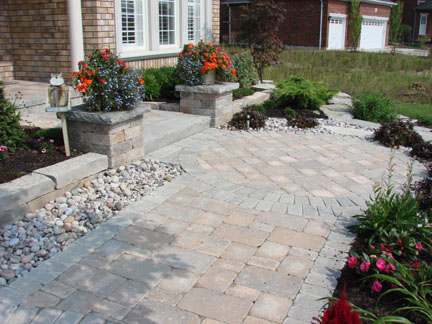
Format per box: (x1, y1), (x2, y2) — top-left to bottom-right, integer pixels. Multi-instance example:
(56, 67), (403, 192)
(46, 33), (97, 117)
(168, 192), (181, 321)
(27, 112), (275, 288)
(175, 82), (240, 94)
(34, 153), (109, 189)
(65, 104), (145, 125)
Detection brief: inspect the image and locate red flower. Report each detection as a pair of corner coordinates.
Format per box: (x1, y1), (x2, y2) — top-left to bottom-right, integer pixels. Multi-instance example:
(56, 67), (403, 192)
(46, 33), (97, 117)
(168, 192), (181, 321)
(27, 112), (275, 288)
(98, 78), (107, 85)
(231, 68), (237, 77)
(320, 292), (361, 324)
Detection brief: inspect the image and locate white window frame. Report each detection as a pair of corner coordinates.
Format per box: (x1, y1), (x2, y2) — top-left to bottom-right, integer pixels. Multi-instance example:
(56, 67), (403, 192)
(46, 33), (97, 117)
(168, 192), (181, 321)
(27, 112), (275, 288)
(419, 13), (428, 36)
(115, 0), (212, 59)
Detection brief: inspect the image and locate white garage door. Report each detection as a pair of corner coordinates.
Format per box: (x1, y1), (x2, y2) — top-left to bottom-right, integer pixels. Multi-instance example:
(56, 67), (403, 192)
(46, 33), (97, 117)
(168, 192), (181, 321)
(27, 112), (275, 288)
(360, 17), (388, 50)
(328, 15), (346, 50)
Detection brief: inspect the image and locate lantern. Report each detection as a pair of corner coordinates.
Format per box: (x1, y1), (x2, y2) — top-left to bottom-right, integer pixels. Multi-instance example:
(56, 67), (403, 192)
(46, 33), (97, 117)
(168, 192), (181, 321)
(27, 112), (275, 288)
(46, 74), (71, 157)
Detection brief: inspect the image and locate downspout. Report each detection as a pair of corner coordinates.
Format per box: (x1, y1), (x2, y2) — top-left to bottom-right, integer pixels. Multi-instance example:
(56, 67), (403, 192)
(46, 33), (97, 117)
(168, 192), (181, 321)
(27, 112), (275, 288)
(319, 0), (324, 49)
(229, 5), (232, 44)
(67, 0), (84, 71)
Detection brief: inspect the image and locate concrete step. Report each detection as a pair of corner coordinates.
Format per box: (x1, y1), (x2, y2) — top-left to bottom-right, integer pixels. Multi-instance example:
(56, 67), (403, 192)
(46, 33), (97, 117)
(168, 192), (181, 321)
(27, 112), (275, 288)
(143, 110), (211, 154)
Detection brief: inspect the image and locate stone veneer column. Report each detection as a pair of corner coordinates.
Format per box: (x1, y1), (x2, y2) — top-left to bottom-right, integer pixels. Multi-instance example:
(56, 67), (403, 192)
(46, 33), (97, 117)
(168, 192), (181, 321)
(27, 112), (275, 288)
(176, 82), (240, 127)
(65, 106), (145, 168)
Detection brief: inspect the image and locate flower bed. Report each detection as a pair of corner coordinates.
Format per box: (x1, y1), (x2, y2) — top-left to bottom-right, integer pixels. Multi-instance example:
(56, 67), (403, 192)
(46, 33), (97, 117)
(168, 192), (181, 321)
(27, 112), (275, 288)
(318, 165), (432, 324)
(0, 128), (80, 184)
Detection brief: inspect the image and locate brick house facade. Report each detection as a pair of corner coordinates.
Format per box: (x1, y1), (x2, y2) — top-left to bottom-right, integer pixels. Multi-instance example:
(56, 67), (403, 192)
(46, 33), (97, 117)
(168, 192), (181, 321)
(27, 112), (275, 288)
(402, 0), (432, 41)
(221, 0), (394, 50)
(0, 0), (220, 82)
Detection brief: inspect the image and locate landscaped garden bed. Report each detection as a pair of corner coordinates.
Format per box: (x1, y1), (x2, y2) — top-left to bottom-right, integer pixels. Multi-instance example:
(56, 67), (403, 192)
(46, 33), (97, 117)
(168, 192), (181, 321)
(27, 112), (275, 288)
(315, 160), (432, 323)
(0, 127), (80, 184)
(265, 50), (432, 126)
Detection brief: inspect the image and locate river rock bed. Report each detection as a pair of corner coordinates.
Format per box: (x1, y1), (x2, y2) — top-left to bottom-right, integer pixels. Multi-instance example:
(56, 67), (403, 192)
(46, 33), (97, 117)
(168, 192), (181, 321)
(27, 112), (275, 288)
(0, 159), (184, 284)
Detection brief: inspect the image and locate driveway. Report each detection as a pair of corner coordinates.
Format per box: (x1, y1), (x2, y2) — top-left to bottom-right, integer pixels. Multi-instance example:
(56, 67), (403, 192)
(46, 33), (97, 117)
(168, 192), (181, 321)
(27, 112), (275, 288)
(1, 129), (423, 324)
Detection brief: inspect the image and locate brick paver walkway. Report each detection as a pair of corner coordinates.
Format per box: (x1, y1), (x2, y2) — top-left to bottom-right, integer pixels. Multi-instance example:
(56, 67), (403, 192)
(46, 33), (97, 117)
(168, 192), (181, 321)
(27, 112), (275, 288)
(1, 129), (423, 324)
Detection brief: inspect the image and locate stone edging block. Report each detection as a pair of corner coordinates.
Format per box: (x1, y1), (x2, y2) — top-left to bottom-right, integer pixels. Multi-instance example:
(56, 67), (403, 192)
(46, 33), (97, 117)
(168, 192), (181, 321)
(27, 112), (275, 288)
(0, 173), (55, 208)
(0, 153), (109, 225)
(34, 153), (109, 189)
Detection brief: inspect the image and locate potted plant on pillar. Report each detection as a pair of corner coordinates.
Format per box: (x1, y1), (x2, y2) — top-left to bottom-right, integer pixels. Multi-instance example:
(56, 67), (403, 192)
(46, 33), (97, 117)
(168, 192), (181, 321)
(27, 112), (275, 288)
(66, 49), (146, 167)
(175, 42), (240, 127)
(177, 42), (237, 86)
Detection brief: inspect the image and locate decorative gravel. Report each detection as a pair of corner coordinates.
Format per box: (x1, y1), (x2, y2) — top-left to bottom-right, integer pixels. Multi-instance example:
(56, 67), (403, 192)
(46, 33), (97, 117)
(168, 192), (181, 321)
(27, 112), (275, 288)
(221, 117), (374, 136)
(0, 159), (184, 284)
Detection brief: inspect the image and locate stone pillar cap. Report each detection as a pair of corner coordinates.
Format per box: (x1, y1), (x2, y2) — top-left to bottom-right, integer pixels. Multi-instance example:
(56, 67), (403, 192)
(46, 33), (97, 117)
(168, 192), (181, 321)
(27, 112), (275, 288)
(175, 82), (240, 94)
(65, 104), (145, 125)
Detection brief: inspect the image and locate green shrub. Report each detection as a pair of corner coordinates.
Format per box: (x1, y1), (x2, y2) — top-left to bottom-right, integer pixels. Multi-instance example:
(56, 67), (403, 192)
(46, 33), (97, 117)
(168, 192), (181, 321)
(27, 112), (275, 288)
(373, 120), (423, 148)
(0, 85), (25, 152)
(142, 66), (178, 101)
(355, 179), (430, 260)
(233, 88), (255, 100)
(229, 106), (266, 130)
(229, 50), (258, 88)
(352, 93), (395, 123)
(274, 76), (334, 110)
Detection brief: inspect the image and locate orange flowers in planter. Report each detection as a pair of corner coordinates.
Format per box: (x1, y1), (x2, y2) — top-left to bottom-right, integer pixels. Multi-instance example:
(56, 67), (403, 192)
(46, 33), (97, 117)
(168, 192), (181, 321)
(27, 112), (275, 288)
(179, 41), (235, 77)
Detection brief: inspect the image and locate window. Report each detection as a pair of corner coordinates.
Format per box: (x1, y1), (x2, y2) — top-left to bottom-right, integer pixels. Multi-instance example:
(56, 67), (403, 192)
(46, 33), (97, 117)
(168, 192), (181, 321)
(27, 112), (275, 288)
(159, 0), (176, 45)
(120, 0), (144, 47)
(187, 0), (200, 42)
(116, 0), (210, 57)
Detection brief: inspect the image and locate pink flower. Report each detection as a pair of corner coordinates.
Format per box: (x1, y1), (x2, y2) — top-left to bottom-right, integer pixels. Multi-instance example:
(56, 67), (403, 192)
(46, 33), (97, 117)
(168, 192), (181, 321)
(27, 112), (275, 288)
(360, 261), (371, 273)
(385, 262), (396, 273)
(0, 145), (8, 153)
(371, 280), (383, 293)
(376, 258), (386, 272)
(415, 242), (424, 251)
(347, 256), (358, 269)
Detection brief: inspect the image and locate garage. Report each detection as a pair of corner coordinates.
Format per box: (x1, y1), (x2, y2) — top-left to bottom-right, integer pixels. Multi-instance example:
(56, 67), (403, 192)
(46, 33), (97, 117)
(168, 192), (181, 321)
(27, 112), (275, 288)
(360, 16), (388, 50)
(328, 14), (347, 50)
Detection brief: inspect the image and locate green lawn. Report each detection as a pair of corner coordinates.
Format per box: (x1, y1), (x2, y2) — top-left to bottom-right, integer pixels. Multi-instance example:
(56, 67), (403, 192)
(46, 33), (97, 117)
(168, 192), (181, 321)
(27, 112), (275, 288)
(264, 50), (432, 125)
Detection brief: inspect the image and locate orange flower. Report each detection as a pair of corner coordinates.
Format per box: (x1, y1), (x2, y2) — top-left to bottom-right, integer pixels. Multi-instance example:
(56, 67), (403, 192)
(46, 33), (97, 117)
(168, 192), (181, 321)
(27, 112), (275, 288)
(231, 69), (237, 77)
(76, 83), (88, 93)
(187, 43), (194, 50)
(83, 78), (93, 86)
(138, 78), (145, 85)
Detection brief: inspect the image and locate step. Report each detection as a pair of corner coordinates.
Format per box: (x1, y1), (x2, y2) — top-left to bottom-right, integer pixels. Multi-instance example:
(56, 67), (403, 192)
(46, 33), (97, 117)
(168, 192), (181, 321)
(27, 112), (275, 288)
(143, 110), (211, 154)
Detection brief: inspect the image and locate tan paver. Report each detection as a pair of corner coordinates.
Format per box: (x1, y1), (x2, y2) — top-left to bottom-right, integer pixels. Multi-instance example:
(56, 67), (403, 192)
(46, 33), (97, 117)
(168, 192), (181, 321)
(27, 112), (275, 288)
(269, 227), (326, 251)
(197, 267), (238, 292)
(178, 288), (253, 324)
(214, 224), (268, 247)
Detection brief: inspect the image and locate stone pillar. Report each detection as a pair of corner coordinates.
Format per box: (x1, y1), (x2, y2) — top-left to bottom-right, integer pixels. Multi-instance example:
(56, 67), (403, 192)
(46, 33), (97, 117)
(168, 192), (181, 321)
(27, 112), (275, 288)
(65, 107), (145, 168)
(176, 82), (239, 127)
(67, 0), (85, 71)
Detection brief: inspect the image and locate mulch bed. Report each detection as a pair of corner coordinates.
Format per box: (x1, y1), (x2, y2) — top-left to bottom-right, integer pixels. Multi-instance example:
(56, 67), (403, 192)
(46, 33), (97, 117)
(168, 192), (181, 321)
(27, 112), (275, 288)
(0, 128), (80, 184)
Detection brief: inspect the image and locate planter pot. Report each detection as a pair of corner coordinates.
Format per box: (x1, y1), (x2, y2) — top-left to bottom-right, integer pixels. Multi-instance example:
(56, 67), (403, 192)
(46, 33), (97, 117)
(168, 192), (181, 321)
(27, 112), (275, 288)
(65, 104), (145, 168)
(203, 70), (216, 85)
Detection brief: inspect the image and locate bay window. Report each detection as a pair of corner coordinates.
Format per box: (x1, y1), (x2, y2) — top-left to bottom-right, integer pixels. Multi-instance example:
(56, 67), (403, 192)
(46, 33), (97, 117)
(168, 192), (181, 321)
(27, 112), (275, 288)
(116, 0), (211, 58)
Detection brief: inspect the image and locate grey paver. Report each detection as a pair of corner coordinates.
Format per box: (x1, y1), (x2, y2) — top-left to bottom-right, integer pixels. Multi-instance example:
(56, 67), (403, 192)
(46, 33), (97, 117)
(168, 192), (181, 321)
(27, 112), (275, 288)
(54, 311), (83, 324)
(251, 293), (292, 323)
(125, 299), (200, 324)
(32, 308), (63, 324)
